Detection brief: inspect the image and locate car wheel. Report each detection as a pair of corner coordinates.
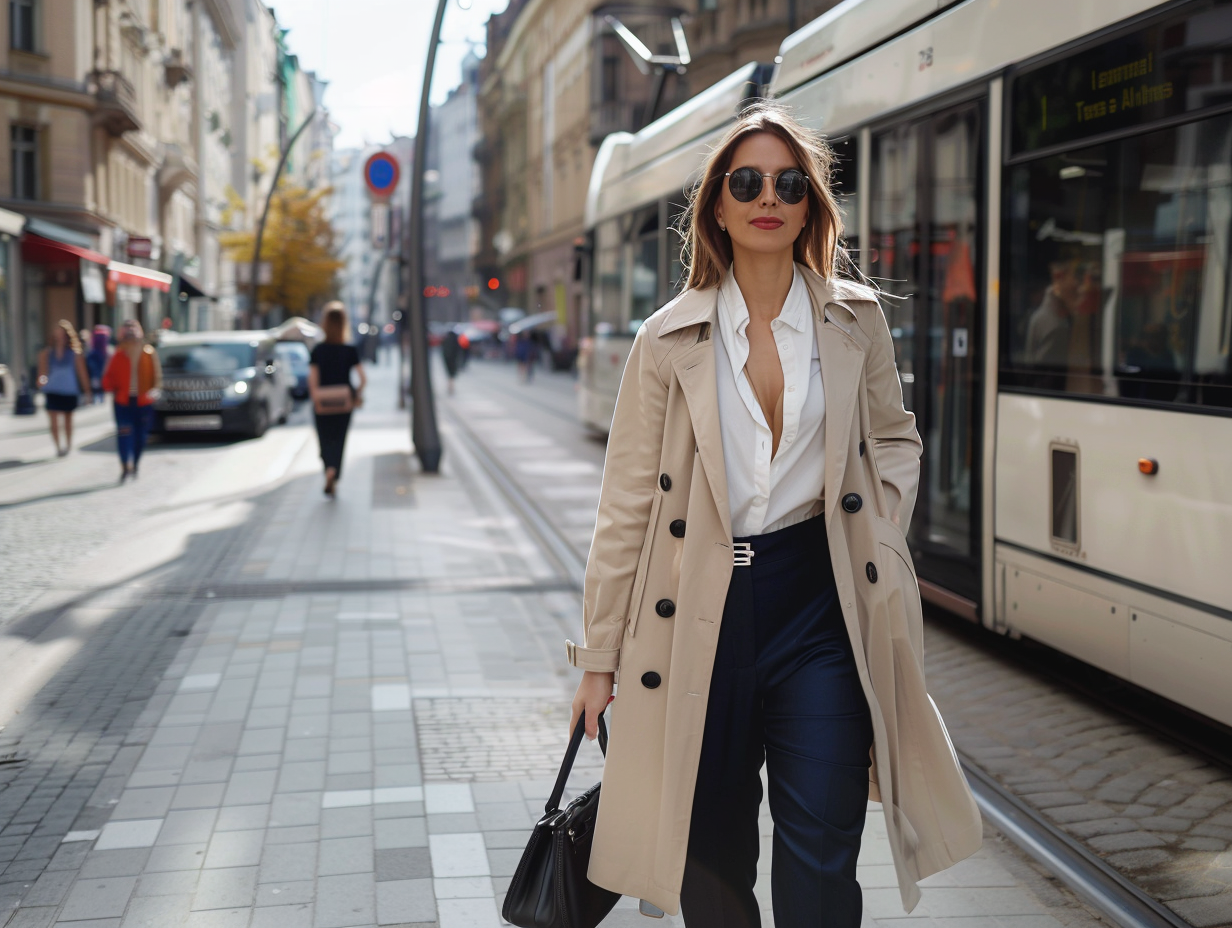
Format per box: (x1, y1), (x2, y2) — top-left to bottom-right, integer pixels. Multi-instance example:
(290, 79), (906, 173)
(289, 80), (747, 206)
(250, 403), (269, 438)
(278, 391), (290, 424)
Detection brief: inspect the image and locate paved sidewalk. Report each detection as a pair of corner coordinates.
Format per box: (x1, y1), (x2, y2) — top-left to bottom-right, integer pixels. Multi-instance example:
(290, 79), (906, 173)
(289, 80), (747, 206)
(0, 367), (1103, 928)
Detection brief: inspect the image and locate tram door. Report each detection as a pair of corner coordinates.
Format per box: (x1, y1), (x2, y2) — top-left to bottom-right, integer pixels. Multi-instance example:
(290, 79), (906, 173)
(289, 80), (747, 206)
(870, 100), (983, 605)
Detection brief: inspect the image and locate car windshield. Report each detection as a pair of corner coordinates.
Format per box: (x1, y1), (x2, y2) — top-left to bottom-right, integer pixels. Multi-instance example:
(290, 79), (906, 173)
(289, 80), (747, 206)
(159, 342), (257, 374)
(276, 343), (310, 370)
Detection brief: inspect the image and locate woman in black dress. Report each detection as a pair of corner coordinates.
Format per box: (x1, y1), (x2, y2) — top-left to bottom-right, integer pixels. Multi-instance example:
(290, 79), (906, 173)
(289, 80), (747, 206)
(309, 302), (367, 498)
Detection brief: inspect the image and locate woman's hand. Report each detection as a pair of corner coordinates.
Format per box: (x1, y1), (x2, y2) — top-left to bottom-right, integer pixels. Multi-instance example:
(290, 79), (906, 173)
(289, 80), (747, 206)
(570, 671), (614, 740)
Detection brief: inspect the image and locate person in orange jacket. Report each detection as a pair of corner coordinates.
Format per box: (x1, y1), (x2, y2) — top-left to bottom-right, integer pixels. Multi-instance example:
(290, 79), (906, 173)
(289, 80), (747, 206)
(101, 319), (162, 482)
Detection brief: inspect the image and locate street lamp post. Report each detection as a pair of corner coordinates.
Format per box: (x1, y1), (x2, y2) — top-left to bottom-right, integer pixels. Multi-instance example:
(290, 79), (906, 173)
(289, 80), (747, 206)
(246, 108), (320, 328)
(405, 0), (448, 473)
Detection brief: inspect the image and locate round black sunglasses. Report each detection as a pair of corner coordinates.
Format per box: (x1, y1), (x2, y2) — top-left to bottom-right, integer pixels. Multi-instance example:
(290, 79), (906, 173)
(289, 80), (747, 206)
(724, 167), (809, 205)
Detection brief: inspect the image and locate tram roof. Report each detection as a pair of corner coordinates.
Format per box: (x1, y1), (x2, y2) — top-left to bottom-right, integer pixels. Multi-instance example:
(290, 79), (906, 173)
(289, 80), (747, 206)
(585, 62), (765, 230)
(770, 0), (956, 97)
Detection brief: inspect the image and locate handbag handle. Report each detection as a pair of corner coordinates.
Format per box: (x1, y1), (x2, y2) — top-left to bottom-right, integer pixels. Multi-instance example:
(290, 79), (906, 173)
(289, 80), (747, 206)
(546, 712), (608, 815)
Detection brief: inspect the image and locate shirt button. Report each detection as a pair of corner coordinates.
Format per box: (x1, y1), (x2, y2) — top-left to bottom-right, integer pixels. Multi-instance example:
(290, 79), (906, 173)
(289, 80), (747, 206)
(788, 386), (796, 392)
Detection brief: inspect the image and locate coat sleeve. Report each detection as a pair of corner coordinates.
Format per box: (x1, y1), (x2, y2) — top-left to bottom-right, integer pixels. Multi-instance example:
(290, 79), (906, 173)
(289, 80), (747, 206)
(863, 300), (923, 530)
(567, 323), (668, 672)
(101, 354), (119, 394)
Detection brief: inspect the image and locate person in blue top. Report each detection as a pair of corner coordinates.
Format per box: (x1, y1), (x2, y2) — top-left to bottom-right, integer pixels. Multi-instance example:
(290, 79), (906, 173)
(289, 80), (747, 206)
(37, 319), (92, 456)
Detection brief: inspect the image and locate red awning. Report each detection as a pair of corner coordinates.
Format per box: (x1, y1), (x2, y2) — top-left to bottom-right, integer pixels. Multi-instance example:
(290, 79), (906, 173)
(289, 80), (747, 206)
(21, 233), (109, 267)
(108, 261), (171, 293)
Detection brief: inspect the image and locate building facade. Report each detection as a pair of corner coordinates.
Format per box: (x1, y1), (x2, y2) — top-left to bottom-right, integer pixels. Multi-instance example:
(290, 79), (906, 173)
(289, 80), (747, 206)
(0, 0), (328, 393)
(473, 0), (843, 361)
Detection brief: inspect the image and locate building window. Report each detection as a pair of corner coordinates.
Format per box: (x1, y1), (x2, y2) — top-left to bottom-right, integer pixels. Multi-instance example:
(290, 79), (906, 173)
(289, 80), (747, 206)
(601, 56), (619, 104)
(10, 0), (36, 52)
(11, 125), (39, 200)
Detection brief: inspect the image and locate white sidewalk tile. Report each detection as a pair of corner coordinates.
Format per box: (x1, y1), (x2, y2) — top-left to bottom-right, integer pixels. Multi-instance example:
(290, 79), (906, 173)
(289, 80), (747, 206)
(371, 683), (411, 711)
(429, 833), (491, 877)
(373, 786), (424, 804)
(435, 876), (494, 899)
(95, 818), (164, 849)
(179, 673), (222, 692)
(61, 830), (101, 843)
(425, 784), (474, 814)
(320, 789), (370, 808)
(437, 896), (504, 927)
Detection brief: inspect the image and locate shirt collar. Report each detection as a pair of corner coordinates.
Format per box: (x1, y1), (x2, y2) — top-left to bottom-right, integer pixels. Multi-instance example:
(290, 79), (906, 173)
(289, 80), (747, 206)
(718, 265), (808, 338)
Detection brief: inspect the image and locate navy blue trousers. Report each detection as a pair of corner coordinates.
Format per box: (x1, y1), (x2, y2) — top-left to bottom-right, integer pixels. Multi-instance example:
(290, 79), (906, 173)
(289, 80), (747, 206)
(680, 515), (873, 928)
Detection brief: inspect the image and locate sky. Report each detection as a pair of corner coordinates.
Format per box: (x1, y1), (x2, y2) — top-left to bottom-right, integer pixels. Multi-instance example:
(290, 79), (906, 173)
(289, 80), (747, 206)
(268, 0), (511, 150)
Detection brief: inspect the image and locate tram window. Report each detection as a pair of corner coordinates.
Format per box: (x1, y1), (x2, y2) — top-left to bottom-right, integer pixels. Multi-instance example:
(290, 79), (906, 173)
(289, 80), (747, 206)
(592, 219), (623, 334)
(631, 228), (659, 332)
(830, 136), (859, 258)
(1003, 112), (1232, 411)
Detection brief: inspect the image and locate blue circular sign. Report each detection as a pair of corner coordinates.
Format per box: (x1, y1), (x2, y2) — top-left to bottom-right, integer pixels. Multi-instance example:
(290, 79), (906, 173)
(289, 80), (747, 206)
(364, 152), (400, 197)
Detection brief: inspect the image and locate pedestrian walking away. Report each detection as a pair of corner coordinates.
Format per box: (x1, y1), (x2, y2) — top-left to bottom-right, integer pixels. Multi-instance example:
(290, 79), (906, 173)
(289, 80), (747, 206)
(441, 327), (463, 395)
(101, 319), (162, 482)
(86, 324), (113, 404)
(37, 319), (92, 456)
(567, 103), (982, 924)
(309, 301), (366, 498)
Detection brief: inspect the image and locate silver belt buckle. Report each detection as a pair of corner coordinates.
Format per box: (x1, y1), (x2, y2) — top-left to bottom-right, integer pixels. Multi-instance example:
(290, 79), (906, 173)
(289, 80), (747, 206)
(733, 542), (755, 567)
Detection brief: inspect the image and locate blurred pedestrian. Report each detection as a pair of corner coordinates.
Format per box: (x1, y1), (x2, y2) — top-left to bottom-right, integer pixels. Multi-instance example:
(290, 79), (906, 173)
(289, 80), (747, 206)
(441, 328), (462, 395)
(86, 325), (112, 404)
(37, 320), (92, 456)
(514, 331), (536, 383)
(309, 302), (366, 498)
(101, 319), (162, 482)
(567, 104), (980, 925)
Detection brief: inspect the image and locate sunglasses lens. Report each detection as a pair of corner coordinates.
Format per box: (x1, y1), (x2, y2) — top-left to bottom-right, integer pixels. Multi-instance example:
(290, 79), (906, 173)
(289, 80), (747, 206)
(776, 170), (808, 204)
(728, 168), (762, 202)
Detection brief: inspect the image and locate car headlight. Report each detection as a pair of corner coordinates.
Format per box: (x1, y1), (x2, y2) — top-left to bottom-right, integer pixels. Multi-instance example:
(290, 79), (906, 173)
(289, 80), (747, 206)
(222, 379), (253, 405)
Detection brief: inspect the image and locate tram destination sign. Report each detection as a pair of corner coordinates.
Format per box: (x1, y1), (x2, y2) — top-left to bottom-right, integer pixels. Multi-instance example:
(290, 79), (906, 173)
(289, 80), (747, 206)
(1010, 3), (1232, 155)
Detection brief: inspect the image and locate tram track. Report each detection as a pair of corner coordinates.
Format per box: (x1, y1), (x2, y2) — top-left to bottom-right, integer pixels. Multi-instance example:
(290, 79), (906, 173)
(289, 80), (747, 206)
(443, 399), (1198, 928)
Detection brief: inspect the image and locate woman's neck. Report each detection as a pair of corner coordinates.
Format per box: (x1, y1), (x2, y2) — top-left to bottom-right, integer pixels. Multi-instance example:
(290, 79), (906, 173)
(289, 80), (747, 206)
(730, 249), (795, 324)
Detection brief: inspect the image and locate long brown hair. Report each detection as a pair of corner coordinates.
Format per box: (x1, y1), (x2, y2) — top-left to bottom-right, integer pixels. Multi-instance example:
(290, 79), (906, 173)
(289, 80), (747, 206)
(679, 101), (848, 290)
(321, 302), (349, 344)
(54, 319), (82, 354)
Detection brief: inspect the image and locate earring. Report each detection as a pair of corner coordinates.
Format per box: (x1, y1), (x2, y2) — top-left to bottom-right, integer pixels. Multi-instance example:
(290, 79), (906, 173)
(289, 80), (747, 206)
(719, 222), (727, 232)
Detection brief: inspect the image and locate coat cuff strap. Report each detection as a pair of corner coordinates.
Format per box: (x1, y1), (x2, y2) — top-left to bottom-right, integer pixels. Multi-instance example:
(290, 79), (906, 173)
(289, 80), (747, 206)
(565, 640), (619, 672)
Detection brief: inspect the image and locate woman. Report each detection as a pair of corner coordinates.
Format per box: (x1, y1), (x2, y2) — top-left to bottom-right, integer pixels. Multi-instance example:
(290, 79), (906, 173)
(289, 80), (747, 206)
(101, 319), (162, 481)
(567, 104), (981, 924)
(37, 320), (92, 456)
(309, 302), (366, 498)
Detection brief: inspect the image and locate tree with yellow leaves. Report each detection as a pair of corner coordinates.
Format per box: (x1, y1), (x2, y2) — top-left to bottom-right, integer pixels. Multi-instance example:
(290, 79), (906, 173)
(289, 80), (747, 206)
(221, 184), (345, 317)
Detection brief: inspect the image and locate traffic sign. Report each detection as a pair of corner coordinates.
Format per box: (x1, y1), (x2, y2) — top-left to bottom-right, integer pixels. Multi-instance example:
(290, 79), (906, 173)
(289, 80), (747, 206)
(364, 151), (401, 199)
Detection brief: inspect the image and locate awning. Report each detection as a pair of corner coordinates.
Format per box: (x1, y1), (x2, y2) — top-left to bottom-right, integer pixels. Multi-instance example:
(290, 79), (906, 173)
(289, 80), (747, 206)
(108, 260), (171, 292)
(0, 207), (24, 238)
(176, 273), (210, 299)
(22, 233), (110, 267)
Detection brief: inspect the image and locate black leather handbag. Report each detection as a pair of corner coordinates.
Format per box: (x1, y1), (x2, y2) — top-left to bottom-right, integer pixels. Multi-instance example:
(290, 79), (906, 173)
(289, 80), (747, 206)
(502, 713), (620, 928)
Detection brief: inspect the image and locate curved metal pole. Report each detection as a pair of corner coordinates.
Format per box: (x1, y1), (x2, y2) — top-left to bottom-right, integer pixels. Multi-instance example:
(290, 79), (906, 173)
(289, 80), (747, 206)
(247, 107), (320, 328)
(406, 0), (447, 473)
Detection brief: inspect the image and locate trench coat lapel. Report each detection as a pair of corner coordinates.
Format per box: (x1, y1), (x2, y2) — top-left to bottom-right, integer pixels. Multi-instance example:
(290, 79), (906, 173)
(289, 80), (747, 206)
(671, 335), (733, 543)
(806, 276), (866, 527)
(661, 287), (733, 543)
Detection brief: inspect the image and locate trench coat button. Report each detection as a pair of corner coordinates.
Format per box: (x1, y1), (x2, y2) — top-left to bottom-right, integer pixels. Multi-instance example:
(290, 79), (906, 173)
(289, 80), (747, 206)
(859, 441), (866, 457)
(669, 519), (686, 538)
(659, 473), (672, 492)
(655, 599), (676, 618)
(641, 671), (661, 689)
(866, 562), (878, 583)
(842, 493), (863, 513)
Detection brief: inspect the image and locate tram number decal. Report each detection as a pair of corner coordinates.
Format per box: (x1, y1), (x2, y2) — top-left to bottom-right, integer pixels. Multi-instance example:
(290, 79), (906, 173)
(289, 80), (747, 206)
(918, 47), (933, 72)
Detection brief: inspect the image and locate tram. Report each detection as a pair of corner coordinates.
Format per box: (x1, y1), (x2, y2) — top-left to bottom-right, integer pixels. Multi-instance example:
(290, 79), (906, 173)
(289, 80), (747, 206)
(578, 0), (1232, 726)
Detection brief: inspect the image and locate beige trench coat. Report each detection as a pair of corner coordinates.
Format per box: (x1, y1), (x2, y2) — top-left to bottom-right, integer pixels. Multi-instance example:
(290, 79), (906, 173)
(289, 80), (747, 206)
(566, 266), (982, 916)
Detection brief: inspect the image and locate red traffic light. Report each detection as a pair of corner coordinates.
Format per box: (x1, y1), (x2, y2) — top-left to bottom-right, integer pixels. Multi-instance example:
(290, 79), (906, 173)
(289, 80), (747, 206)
(423, 286), (438, 298)
(487, 278), (500, 290)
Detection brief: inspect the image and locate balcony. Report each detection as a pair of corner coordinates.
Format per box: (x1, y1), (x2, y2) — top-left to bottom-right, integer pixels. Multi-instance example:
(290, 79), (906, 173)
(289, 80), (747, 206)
(589, 100), (639, 146)
(164, 48), (193, 88)
(91, 70), (141, 136)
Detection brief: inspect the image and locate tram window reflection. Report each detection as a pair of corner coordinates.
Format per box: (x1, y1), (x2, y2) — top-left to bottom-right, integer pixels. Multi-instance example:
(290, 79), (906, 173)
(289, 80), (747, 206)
(830, 135), (859, 259)
(1004, 112), (1232, 410)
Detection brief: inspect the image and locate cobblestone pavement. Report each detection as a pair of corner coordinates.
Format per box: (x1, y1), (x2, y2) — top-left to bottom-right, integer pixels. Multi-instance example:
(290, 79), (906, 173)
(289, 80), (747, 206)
(925, 622), (1232, 927)
(0, 360), (1109, 927)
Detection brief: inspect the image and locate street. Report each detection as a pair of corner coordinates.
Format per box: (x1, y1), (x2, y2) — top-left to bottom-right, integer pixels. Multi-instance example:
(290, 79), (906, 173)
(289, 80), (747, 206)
(0, 355), (1176, 928)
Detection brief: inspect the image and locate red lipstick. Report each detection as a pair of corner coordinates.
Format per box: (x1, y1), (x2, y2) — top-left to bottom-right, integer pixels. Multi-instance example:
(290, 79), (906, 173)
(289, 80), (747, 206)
(751, 217), (783, 230)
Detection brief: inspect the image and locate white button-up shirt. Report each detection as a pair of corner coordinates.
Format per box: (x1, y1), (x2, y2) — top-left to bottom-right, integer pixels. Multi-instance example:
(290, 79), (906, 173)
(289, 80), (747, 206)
(715, 267), (826, 537)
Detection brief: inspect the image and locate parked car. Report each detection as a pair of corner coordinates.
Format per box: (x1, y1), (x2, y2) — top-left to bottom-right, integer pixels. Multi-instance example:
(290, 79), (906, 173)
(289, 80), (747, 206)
(155, 331), (293, 438)
(275, 341), (311, 399)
